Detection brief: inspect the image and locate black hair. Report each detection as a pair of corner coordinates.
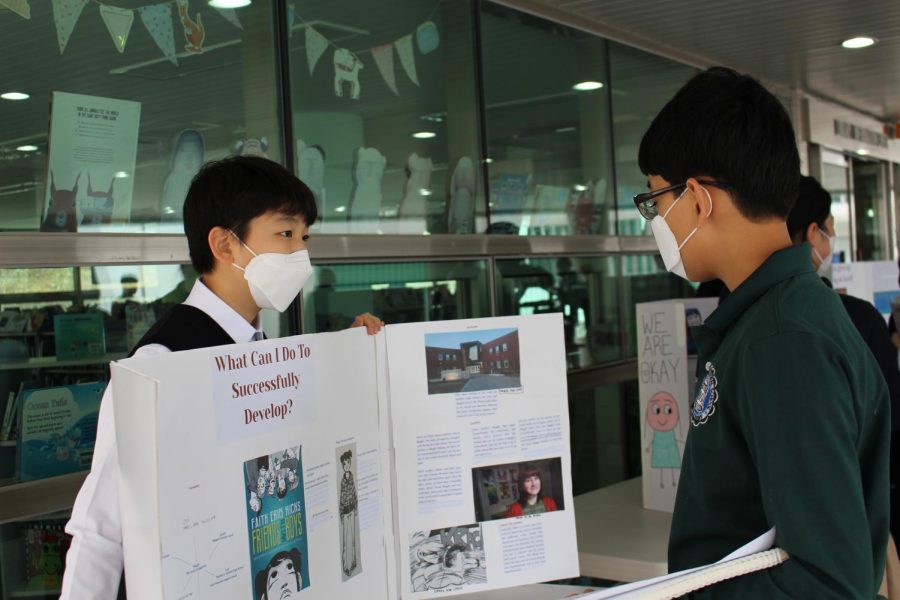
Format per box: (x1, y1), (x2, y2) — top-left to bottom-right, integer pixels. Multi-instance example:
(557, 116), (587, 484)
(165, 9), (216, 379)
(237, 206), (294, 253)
(786, 175), (831, 242)
(183, 156), (318, 274)
(340, 450), (353, 465)
(638, 66), (800, 221)
(254, 548), (302, 599)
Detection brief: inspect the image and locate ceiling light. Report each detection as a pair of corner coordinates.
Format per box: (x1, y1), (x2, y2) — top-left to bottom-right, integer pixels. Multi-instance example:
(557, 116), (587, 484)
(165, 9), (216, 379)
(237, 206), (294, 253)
(208, 0), (251, 8)
(1, 92), (29, 101)
(114, 171), (129, 178)
(419, 188), (432, 196)
(867, 208), (876, 218)
(555, 126), (576, 134)
(484, 158), (494, 164)
(573, 184), (588, 192)
(16, 145), (38, 152)
(857, 148), (871, 156)
(572, 81), (603, 91)
(412, 131), (436, 139)
(163, 206), (176, 214)
(842, 36), (876, 49)
(334, 206), (347, 213)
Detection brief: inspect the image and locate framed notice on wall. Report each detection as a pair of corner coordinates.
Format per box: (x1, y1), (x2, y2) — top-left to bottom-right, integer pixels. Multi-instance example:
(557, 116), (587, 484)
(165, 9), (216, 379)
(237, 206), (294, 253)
(42, 91), (141, 232)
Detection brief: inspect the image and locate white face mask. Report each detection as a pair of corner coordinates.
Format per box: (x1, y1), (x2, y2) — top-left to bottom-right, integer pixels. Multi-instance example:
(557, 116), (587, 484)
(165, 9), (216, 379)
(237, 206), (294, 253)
(812, 226), (834, 278)
(231, 233), (312, 312)
(649, 186), (712, 281)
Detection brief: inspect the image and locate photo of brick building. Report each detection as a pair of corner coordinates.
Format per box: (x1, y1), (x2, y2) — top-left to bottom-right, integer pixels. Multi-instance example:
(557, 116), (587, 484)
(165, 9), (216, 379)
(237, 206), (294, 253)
(424, 328), (521, 394)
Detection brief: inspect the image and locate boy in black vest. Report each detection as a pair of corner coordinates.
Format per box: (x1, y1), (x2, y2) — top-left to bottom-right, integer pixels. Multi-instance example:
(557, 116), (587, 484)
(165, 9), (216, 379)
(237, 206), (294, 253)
(635, 67), (888, 596)
(61, 156), (382, 599)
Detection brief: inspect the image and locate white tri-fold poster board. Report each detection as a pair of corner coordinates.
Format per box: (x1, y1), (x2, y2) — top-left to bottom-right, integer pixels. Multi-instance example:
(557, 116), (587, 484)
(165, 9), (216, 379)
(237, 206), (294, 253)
(112, 314), (577, 599)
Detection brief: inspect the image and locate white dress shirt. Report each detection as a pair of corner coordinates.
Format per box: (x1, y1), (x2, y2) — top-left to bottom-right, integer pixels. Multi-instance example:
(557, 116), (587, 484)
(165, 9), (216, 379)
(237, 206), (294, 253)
(61, 279), (261, 599)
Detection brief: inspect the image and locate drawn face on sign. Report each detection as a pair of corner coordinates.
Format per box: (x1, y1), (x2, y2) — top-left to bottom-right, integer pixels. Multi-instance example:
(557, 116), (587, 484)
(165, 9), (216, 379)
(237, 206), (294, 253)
(646, 391), (679, 432)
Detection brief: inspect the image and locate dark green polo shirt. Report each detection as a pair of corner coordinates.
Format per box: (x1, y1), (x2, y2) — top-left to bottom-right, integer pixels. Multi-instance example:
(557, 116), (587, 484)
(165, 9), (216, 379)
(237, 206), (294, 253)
(669, 244), (889, 598)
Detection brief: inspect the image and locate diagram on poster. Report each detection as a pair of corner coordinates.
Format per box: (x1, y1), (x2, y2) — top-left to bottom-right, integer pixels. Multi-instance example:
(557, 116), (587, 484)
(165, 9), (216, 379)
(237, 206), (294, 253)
(44, 91), (140, 231)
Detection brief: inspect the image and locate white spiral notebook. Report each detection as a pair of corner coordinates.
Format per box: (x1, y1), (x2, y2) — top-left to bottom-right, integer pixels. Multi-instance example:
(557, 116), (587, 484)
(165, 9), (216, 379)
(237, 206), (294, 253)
(577, 528), (788, 599)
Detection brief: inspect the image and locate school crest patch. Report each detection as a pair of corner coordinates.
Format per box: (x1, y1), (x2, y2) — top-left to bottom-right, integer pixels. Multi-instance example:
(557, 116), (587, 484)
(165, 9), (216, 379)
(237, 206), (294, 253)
(691, 361), (718, 427)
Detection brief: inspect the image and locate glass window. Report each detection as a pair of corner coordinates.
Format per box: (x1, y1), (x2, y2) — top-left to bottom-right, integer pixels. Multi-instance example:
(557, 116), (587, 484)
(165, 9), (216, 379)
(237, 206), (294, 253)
(821, 150), (853, 262)
(0, 264), (277, 492)
(494, 255), (621, 368)
(288, 0), (483, 235)
(480, 4), (615, 236)
(620, 256), (696, 357)
(569, 379), (640, 494)
(1, 2), (283, 233)
(302, 260), (490, 333)
(608, 43), (699, 236)
(852, 157), (890, 260)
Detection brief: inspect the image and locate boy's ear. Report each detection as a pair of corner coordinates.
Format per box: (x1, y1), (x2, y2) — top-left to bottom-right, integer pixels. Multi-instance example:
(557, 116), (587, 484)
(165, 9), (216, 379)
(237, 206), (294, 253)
(685, 178), (714, 226)
(208, 226), (239, 267)
(804, 221), (819, 244)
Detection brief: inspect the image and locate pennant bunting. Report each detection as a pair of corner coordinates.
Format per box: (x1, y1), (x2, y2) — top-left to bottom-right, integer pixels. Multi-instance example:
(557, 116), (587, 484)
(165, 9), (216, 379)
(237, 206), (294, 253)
(214, 8), (242, 30)
(138, 3), (178, 66)
(0, 0), (30, 19)
(305, 26), (328, 75)
(394, 34), (419, 86)
(99, 5), (134, 54)
(371, 44), (398, 96)
(416, 21), (439, 55)
(52, 0), (89, 54)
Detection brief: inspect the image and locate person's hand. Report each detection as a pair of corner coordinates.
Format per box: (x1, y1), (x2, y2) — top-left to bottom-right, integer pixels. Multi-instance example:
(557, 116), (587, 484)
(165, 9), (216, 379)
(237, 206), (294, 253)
(351, 312), (384, 335)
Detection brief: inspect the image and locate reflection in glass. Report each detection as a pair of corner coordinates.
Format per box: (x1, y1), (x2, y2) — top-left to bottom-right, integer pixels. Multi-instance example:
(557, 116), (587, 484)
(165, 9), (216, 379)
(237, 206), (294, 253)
(852, 158), (889, 261)
(288, 1), (483, 235)
(495, 256), (620, 368)
(568, 380), (641, 494)
(821, 153), (852, 263)
(302, 261), (490, 333)
(481, 4), (615, 236)
(608, 43), (698, 236)
(620, 255), (696, 357)
(0, 2), (282, 232)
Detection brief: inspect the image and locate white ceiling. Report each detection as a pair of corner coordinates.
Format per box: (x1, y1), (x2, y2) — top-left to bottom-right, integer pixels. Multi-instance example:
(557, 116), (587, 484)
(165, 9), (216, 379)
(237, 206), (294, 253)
(510, 0), (900, 121)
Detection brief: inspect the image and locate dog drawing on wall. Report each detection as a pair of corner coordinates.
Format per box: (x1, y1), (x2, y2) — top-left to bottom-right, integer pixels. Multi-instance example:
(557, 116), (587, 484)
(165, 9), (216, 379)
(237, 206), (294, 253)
(334, 48), (363, 100)
(177, 0), (205, 53)
(42, 172), (79, 233)
(81, 175), (115, 226)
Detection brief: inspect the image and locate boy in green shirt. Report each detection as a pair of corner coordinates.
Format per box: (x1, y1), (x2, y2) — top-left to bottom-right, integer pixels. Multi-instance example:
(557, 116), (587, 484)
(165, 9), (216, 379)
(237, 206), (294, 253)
(635, 67), (889, 597)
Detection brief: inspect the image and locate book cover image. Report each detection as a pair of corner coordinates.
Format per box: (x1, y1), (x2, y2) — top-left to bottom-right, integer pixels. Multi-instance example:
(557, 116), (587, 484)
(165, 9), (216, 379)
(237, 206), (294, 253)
(19, 382), (104, 482)
(243, 445), (309, 599)
(24, 520), (71, 591)
(54, 313), (106, 360)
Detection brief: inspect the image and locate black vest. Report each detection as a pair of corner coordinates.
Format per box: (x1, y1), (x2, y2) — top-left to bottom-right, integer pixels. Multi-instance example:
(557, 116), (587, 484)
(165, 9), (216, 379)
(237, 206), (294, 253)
(128, 304), (235, 356)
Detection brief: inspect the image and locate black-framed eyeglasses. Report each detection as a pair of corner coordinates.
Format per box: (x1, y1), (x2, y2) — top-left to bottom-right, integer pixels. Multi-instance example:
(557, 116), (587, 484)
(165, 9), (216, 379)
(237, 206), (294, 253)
(633, 180), (731, 220)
